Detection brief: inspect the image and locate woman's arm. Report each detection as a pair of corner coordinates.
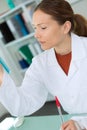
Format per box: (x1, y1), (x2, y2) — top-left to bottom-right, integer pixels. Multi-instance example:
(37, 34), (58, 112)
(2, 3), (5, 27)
(0, 58), (48, 117)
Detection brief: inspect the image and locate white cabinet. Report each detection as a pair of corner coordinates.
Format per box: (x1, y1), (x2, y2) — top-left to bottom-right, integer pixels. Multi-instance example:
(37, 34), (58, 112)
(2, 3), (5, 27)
(0, 0), (41, 86)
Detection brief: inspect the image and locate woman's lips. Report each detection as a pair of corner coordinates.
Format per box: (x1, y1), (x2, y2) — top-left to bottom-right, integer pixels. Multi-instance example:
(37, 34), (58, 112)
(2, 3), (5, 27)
(39, 41), (45, 44)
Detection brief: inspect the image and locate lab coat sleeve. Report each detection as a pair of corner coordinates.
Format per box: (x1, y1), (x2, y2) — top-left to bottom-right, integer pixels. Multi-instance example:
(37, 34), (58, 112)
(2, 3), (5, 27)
(0, 57), (48, 116)
(71, 116), (87, 129)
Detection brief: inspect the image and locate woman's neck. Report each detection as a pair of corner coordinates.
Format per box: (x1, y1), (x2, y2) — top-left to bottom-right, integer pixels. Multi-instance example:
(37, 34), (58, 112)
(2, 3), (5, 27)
(55, 34), (71, 55)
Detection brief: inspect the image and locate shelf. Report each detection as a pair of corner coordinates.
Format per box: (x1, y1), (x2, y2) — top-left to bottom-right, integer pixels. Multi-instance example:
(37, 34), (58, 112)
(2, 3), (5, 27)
(0, 6), (22, 23)
(0, 0), (37, 24)
(4, 32), (35, 48)
(23, 0), (37, 6)
(0, 0), (40, 84)
(20, 68), (27, 73)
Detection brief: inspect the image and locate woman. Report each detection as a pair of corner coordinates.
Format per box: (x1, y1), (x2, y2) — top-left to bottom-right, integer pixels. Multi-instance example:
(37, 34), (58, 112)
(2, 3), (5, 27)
(0, 0), (87, 129)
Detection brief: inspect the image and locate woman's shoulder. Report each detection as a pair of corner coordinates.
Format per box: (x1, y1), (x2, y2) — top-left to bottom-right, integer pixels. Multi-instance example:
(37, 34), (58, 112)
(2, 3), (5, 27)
(33, 48), (54, 60)
(80, 36), (87, 47)
(72, 33), (87, 46)
(81, 36), (87, 42)
(30, 48), (54, 69)
(72, 33), (87, 40)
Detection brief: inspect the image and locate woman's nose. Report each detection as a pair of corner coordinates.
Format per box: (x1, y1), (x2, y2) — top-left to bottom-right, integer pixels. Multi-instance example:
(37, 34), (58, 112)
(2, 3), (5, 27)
(34, 31), (41, 39)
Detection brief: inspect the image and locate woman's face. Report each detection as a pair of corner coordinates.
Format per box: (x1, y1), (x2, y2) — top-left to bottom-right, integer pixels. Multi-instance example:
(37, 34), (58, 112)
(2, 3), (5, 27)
(32, 10), (70, 51)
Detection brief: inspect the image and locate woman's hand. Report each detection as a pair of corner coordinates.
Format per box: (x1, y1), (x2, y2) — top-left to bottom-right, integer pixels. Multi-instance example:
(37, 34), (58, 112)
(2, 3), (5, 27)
(61, 120), (81, 130)
(0, 64), (4, 86)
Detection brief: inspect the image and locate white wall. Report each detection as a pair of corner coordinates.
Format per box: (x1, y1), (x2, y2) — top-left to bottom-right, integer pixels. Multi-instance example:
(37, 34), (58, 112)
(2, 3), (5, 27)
(71, 0), (87, 18)
(0, 0), (9, 15)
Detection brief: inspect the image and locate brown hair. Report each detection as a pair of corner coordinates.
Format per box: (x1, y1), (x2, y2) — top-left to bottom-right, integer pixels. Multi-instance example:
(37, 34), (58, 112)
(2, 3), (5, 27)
(73, 14), (87, 37)
(34, 0), (87, 37)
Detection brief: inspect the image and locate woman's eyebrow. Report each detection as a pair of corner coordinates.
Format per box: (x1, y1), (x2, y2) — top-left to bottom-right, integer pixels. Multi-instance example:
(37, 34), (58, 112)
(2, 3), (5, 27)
(32, 23), (47, 27)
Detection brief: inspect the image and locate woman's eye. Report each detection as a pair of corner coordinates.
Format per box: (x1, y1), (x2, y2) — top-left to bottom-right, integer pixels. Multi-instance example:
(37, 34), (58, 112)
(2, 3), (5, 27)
(41, 27), (47, 30)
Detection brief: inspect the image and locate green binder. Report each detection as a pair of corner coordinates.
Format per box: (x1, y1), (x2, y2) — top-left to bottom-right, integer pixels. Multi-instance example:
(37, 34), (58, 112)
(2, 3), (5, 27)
(18, 44), (33, 64)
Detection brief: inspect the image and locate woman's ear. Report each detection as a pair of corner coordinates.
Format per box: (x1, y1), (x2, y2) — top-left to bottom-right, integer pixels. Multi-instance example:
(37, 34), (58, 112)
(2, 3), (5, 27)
(63, 21), (71, 34)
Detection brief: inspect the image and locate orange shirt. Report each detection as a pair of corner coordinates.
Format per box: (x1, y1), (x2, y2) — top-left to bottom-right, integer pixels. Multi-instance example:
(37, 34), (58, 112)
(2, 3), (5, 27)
(55, 52), (71, 75)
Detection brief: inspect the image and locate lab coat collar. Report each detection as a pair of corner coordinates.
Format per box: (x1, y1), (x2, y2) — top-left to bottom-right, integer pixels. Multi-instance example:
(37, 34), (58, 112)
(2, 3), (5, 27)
(47, 33), (87, 66)
(71, 33), (87, 61)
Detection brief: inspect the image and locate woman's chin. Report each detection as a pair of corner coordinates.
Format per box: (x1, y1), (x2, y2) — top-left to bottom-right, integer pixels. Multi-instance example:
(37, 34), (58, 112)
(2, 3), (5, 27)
(41, 45), (51, 51)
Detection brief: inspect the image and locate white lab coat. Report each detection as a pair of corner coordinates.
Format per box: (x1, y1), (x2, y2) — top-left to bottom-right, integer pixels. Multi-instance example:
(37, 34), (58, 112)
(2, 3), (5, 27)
(0, 33), (87, 128)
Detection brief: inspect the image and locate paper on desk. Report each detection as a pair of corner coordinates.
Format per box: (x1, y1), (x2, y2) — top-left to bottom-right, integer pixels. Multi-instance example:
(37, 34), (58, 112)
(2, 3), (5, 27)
(0, 117), (14, 130)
